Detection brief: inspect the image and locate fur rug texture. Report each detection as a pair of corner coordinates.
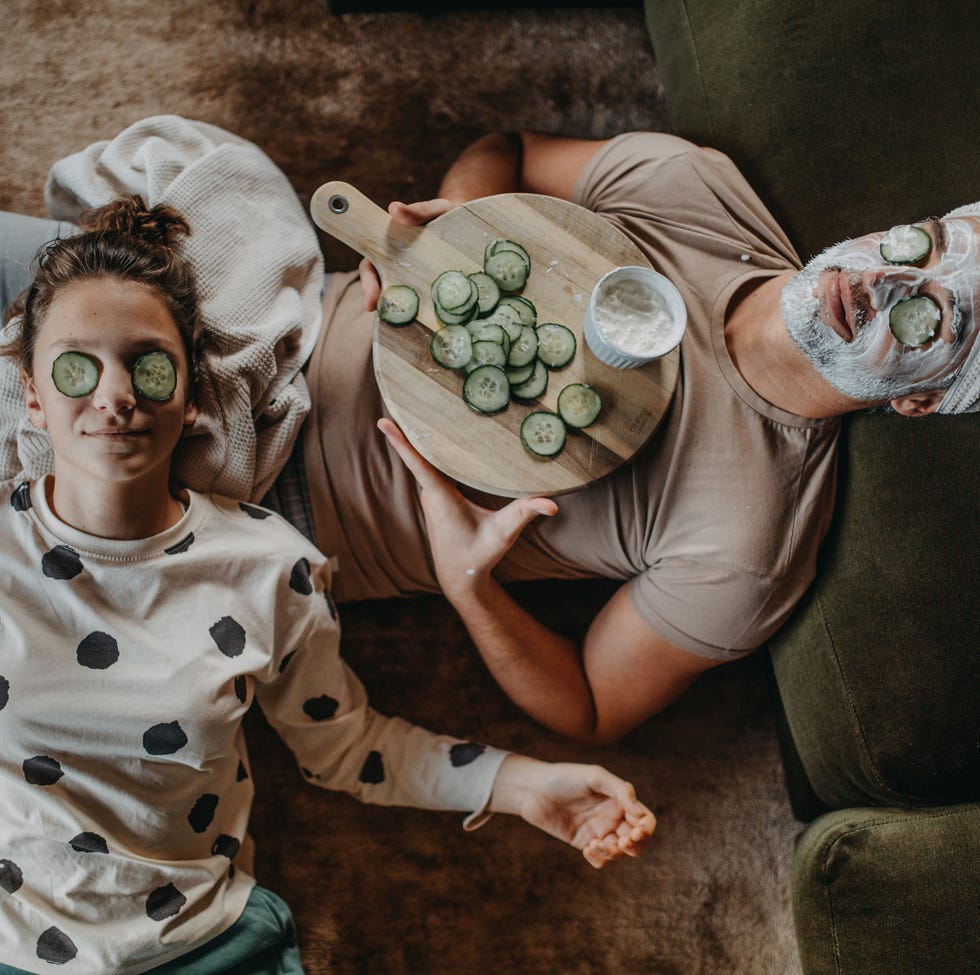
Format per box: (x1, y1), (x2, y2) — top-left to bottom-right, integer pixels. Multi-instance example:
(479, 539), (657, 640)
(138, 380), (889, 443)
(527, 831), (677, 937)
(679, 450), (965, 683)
(1, 2), (804, 972)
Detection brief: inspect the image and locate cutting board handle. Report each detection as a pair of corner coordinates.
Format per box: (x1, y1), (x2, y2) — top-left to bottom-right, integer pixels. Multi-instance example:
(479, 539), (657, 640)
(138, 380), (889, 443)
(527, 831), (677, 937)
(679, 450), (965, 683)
(310, 181), (423, 271)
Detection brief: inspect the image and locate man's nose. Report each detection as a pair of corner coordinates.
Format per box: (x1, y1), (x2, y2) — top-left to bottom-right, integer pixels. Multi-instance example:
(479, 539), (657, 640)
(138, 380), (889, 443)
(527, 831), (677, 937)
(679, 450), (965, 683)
(92, 363), (136, 413)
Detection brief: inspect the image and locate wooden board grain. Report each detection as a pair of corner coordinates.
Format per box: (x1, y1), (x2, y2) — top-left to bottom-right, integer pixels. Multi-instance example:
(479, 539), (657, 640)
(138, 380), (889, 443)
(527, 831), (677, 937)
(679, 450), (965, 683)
(310, 182), (679, 497)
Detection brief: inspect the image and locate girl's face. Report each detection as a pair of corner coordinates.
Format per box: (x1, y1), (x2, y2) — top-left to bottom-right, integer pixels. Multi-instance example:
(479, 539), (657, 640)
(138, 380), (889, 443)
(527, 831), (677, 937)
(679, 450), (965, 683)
(21, 277), (198, 491)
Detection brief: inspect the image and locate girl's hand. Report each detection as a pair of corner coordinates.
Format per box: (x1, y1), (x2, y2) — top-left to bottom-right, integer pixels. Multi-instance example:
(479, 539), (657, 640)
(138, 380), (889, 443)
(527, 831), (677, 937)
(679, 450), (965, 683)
(359, 198), (459, 311)
(491, 755), (657, 869)
(377, 417), (557, 599)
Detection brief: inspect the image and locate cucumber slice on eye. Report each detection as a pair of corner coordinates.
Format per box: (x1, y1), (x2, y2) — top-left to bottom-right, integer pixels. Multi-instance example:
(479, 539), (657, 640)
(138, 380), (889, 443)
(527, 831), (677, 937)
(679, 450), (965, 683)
(888, 296), (941, 346)
(132, 351), (178, 401)
(879, 225), (931, 266)
(51, 351), (99, 397)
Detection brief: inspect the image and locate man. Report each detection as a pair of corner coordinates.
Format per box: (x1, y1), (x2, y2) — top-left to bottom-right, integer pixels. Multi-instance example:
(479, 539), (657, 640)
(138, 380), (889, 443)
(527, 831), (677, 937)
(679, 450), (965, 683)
(308, 130), (979, 744)
(4, 123), (978, 745)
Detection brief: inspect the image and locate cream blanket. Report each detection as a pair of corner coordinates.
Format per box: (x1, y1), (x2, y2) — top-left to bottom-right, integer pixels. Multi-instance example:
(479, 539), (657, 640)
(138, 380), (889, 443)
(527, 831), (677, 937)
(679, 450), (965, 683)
(0, 115), (324, 501)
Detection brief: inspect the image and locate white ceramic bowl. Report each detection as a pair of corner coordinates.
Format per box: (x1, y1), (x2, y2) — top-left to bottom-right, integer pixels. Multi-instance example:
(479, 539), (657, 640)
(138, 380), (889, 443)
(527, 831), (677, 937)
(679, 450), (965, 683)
(584, 265), (687, 369)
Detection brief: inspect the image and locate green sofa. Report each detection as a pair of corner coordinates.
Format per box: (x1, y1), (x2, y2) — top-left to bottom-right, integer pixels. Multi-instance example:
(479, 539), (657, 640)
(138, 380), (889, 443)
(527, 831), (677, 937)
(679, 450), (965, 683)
(644, 2), (980, 972)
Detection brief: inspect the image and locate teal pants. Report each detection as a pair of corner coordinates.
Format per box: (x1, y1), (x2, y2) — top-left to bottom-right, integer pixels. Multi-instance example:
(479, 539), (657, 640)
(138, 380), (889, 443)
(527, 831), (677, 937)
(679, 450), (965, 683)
(0, 884), (305, 975)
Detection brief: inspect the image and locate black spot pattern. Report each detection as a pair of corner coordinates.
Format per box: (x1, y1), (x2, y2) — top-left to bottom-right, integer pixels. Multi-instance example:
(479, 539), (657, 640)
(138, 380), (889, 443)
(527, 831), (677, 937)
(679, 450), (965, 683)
(324, 592), (337, 621)
(450, 742), (486, 767)
(359, 750), (385, 785)
(236, 760), (249, 782)
(188, 794), (219, 833)
(10, 481), (31, 511)
(239, 502), (271, 520)
(164, 532), (195, 555)
(0, 674), (8, 711)
(24, 755), (63, 786)
(303, 695), (339, 721)
(76, 631), (119, 670)
(146, 883), (186, 921)
(36, 926), (77, 964)
(41, 545), (83, 580)
(234, 675), (247, 703)
(289, 557), (313, 595)
(211, 834), (240, 860)
(143, 721), (188, 756)
(209, 616), (246, 658)
(279, 649), (297, 673)
(0, 858), (23, 893)
(69, 832), (109, 854)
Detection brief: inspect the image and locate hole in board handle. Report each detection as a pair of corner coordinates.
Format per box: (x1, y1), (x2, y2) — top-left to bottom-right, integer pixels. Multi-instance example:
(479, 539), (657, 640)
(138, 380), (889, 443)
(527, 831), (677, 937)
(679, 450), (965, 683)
(327, 194), (349, 214)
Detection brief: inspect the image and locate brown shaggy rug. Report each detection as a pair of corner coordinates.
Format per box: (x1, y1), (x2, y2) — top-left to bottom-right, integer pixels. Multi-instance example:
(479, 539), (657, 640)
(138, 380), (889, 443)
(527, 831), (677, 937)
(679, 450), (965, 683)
(1, 2), (803, 972)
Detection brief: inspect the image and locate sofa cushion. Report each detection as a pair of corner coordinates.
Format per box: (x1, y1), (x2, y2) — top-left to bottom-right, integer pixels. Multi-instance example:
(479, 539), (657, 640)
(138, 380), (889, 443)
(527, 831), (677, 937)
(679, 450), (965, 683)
(770, 411), (980, 809)
(791, 804), (980, 975)
(644, 0), (980, 260)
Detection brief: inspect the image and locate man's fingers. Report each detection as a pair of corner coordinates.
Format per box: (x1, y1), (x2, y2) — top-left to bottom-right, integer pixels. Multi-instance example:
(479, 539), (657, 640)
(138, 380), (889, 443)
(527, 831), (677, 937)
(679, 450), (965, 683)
(494, 496), (557, 542)
(388, 198), (455, 227)
(358, 257), (381, 311)
(377, 417), (452, 491)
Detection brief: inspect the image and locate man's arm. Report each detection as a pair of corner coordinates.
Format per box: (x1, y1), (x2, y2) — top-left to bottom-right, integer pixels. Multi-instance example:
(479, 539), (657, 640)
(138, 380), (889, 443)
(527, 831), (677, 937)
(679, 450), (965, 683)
(378, 419), (724, 745)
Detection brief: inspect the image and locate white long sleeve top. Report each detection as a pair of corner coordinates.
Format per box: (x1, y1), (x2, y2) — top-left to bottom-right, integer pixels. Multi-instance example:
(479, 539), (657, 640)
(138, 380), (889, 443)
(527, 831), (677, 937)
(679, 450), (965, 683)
(0, 478), (506, 973)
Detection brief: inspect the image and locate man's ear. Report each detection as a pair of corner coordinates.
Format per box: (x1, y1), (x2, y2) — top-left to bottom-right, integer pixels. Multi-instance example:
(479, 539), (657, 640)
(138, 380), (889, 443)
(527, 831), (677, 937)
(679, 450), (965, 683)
(20, 368), (47, 430)
(889, 389), (947, 417)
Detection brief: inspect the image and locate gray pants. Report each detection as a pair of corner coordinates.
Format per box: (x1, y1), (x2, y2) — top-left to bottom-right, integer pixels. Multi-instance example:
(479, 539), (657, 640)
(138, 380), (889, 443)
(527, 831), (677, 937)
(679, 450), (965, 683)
(0, 212), (79, 320)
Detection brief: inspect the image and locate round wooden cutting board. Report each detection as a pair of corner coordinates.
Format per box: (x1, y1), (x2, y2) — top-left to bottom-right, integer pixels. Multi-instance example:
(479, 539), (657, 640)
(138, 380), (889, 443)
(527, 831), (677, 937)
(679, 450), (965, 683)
(310, 182), (679, 497)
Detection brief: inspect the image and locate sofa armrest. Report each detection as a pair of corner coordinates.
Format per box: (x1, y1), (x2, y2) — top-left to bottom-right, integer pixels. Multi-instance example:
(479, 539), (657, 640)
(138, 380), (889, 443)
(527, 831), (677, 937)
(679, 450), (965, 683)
(791, 803), (980, 975)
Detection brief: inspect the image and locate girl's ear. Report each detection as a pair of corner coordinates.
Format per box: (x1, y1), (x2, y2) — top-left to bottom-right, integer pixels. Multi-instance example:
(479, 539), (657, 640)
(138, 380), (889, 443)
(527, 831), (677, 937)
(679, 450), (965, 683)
(20, 368), (48, 430)
(183, 398), (198, 428)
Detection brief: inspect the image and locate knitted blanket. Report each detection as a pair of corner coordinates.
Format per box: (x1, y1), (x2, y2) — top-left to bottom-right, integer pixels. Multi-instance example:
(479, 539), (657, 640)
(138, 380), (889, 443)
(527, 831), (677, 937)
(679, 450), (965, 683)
(0, 115), (324, 501)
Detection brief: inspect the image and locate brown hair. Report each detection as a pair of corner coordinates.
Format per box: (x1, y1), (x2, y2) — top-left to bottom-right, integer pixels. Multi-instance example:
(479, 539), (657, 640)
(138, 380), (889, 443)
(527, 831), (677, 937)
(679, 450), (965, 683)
(12, 195), (205, 392)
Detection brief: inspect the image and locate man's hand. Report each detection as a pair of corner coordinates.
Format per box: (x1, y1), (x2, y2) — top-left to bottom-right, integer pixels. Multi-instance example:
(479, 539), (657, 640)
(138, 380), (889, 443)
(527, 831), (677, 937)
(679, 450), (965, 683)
(490, 754), (656, 869)
(377, 417), (557, 599)
(358, 198), (458, 311)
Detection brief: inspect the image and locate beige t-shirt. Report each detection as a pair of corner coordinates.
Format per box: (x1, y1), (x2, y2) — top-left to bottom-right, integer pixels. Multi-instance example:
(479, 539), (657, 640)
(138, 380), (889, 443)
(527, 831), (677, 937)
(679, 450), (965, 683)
(303, 133), (840, 660)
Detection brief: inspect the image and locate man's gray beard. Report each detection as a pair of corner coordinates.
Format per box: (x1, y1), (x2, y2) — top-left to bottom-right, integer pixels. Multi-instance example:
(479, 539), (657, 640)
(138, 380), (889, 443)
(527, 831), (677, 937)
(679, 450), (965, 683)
(780, 250), (945, 403)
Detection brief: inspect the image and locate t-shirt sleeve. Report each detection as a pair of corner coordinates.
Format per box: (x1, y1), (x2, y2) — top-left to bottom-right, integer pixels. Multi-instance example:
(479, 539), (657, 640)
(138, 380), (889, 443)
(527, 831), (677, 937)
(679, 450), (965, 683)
(252, 555), (508, 825)
(628, 559), (813, 660)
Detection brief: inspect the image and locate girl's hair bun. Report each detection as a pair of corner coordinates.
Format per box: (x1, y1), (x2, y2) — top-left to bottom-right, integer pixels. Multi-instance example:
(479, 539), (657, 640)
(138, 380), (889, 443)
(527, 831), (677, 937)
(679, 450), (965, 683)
(81, 195), (191, 249)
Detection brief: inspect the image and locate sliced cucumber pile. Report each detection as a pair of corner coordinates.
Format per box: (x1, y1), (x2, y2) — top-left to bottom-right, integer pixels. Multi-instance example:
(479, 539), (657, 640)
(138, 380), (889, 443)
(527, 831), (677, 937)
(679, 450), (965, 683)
(418, 237), (603, 458)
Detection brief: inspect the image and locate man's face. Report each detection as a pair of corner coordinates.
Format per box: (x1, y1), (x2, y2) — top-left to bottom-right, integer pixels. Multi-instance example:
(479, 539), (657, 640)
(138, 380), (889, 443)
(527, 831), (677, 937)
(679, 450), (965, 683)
(780, 215), (980, 404)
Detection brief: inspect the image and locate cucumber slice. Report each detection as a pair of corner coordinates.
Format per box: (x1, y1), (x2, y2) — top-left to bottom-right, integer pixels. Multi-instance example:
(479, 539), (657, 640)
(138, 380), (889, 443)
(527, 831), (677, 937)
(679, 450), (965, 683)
(535, 322), (577, 368)
(520, 411), (566, 458)
(432, 270), (477, 312)
(469, 323), (512, 357)
(132, 351), (178, 402)
(377, 284), (419, 325)
(557, 383), (602, 428)
(433, 299), (478, 326)
(430, 325), (473, 369)
(506, 325), (539, 368)
(462, 364), (510, 414)
(485, 249), (530, 292)
(497, 294), (537, 327)
(879, 225), (931, 266)
(888, 295), (940, 346)
(510, 359), (549, 400)
(505, 362), (535, 385)
(51, 351), (99, 398)
(468, 272), (501, 316)
(464, 340), (508, 373)
(486, 238), (531, 271)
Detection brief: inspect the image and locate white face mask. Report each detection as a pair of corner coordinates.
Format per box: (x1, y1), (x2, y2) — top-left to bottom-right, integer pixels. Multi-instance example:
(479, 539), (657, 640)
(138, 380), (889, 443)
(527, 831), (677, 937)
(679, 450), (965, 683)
(780, 215), (980, 405)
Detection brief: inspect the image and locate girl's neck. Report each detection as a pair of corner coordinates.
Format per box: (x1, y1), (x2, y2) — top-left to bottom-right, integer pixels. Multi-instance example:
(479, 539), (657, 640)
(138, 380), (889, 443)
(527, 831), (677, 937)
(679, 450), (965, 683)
(47, 474), (186, 541)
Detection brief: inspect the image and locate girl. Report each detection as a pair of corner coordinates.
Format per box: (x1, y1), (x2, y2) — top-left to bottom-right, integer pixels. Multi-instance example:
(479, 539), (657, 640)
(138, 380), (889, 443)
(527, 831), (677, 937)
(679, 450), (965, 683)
(0, 196), (655, 974)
